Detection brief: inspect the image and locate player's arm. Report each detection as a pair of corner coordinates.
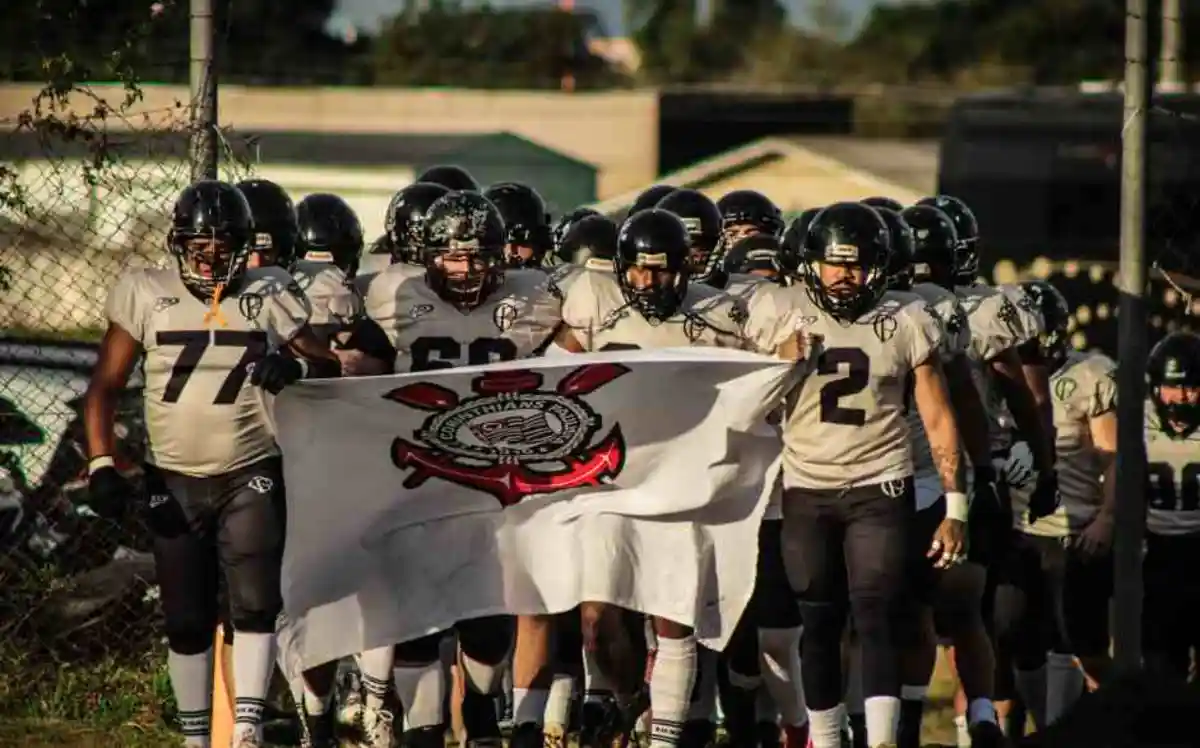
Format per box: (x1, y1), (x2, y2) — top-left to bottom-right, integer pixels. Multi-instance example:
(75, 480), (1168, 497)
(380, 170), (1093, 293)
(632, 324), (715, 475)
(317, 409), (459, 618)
(1016, 338), (1056, 443)
(84, 322), (142, 462)
(549, 324), (586, 355)
(943, 353), (991, 468)
(990, 347), (1055, 471)
(332, 317), (397, 376)
(1089, 410), (1118, 520)
(914, 355), (966, 498)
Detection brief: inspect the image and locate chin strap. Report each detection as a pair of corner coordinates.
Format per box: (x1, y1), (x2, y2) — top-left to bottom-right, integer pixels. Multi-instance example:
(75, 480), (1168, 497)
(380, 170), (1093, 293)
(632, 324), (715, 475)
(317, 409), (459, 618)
(203, 282), (228, 328)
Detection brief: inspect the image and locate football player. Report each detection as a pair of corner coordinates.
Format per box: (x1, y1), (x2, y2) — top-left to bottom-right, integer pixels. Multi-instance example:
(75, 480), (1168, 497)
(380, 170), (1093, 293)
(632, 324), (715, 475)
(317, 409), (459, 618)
(781, 208), (821, 280)
(365, 189), (564, 748)
(291, 194), (368, 344)
(236, 178), (299, 270)
(550, 208), (810, 748)
(551, 207), (601, 259)
(993, 280), (1112, 733)
(415, 164), (480, 192)
(758, 201), (964, 748)
(83, 180), (342, 748)
(556, 213), (618, 270)
(483, 182), (554, 268)
(383, 181), (451, 266)
(627, 184), (677, 218)
(717, 189), (786, 248)
(1142, 331), (1200, 682)
(656, 189), (726, 287)
(888, 204), (1003, 748)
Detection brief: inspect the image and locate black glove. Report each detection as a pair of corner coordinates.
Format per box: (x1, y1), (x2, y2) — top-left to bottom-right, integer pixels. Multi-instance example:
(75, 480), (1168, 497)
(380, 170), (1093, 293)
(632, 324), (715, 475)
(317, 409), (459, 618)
(251, 352), (303, 394)
(87, 465), (132, 519)
(1027, 467), (1061, 522)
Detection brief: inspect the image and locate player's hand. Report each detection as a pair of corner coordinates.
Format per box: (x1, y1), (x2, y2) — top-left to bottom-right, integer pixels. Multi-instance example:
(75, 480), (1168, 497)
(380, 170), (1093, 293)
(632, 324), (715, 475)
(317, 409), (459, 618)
(1074, 511), (1114, 558)
(1001, 442), (1036, 491)
(251, 352), (303, 394)
(1027, 467), (1061, 522)
(928, 518), (966, 569)
(334, 348), (389, 377)
(777, 331), (818, 364)
(87, 465), (131, 519)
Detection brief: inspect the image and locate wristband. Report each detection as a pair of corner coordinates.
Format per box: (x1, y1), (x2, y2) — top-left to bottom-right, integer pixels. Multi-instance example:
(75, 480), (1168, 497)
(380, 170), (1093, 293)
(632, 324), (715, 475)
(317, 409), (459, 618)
(88, 455), (115, 476)
(945, 491), (969, 523)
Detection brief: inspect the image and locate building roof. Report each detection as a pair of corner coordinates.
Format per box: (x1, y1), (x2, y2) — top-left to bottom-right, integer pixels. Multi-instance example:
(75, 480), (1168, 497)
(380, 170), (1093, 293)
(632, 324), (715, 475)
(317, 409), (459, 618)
(0, 129), (594, 169)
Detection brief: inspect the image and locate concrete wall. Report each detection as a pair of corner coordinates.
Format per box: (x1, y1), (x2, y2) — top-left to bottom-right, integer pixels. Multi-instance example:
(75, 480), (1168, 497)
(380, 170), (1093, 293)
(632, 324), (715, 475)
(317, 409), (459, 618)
(0, 84), (659, 200)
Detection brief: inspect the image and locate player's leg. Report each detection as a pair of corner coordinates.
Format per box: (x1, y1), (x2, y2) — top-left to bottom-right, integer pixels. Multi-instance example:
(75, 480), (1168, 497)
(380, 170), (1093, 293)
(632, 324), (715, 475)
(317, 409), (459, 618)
(1142, 534), (1191, 682)
(511, 613), (555, 747)
(216, 457), (288, 746)
(548, 609), (582, 746)
(274, 610), (338, 747)
(990, 532), (1050, 731)
(648, 615), (698, 748)
(1061, 544), (1112, 690)
(579, 602), (645, 748)
(354, 645), (398, 746)
(895, 495), (942, 748)
(456, 614), (515, 746)
(1039, 537), (1083, 728)
(842, 481), (911, 748)
(934, 559), (1002, 744)
(781, 487), (848, 748)
(393, 633), (448, 748)
(682, 646), (719, 748)
(146, 465), (221, 747)
(753, 518), (809, 748)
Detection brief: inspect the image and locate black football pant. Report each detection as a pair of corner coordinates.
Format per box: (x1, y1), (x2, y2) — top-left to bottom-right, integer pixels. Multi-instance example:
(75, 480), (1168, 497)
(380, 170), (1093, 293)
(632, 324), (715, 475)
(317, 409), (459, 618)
(1143, 531), (1200, 681)
(781, 479), (913, 711)
(145, 456), (286, 656)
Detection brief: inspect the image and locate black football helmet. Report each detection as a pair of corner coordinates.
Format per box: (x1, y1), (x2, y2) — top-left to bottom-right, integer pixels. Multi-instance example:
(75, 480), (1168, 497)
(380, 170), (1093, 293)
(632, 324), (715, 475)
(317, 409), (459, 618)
(422, 190), (507, 310)
(801, 202), (892, 321)
(558, 214), (618, 268)
(900, 205), (959, 290)
(1147, 332), (1200, 438)
(168, 180), (255, 301)
(628, 184), (677, 217)
(385, 182), (450, 265)
(717, 189), (785, 243)
(552, 207), (601, 255)
(616, 208), (691, 322)
(235, 179), (297, 268)
(870, 206), (915, 292)
(861, 196), (905, 213)
(656, 188), (723, 285)
(296, 193), (365, 277)
(781, 208), (821, 281)
(415, 165), (479, 192)
(916, 195), (980, 284)
(482, 182), (553, 268)
(723, 234), (785, 283)
(1019, 280), (1071, 370)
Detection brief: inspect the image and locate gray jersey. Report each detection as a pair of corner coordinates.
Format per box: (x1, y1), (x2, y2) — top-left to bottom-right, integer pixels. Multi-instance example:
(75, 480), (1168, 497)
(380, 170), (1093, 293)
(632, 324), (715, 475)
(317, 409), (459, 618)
(366, 266), (562, 372)
(291, 260), (362, 343)
(998, 283), (1045, 340)
(105, 266), (311, 476)
(956, 283), (1028, 454)
(760, 288), (943, 490)
(1145, 405), (1200, 537)
(1014, 351), (1117, 536)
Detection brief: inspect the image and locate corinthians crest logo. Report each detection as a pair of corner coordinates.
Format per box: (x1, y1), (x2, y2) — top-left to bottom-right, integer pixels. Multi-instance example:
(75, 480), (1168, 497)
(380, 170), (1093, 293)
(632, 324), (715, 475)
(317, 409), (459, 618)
(382, 364), (630, 506)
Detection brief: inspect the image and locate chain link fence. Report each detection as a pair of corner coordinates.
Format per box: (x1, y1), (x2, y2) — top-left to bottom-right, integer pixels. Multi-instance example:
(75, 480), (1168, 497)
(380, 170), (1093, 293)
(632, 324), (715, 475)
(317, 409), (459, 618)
(0, 78), (255, 737)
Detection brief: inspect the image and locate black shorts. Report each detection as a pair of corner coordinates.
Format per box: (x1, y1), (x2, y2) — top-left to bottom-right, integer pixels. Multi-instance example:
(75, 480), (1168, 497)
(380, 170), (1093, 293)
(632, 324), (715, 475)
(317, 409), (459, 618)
(1143, 532), (1200, 666)
(750, 519), (802, 629)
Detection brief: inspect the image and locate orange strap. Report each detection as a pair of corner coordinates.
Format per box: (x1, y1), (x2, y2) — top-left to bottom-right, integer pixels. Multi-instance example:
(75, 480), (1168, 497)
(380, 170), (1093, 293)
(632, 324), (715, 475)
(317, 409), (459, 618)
(204, 283), (228, 328)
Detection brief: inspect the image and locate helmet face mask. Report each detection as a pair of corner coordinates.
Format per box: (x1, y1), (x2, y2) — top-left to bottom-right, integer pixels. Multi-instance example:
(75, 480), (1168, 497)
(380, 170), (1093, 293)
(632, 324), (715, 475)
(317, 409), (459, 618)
(422, 191), (507, 311)
(656, 189), (723, 285)
(917, 195), (979, 284)
(1147, 333), (1200, 438)
(801, 202), (892, 322)
(483, 182), (552, 269)
(717, 190), (785, 247)
(616, 209), (691, 322)
(168, 180), (254, 302)
(1020, 280), (1071, 370)
(235, 179), (297, 269)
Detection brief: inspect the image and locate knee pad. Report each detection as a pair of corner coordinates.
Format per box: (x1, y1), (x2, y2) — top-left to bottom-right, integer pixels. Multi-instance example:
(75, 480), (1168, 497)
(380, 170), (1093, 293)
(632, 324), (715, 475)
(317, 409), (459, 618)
(229, 607), (279, 634)
(395, 632), (444, 664)
(456, 615), (514, 666)
(165, 619), (217, 656)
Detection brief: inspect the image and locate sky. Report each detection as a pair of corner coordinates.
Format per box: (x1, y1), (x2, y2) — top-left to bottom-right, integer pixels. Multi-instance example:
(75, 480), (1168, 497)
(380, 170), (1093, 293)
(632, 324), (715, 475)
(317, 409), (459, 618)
(330, 0), (897, 36)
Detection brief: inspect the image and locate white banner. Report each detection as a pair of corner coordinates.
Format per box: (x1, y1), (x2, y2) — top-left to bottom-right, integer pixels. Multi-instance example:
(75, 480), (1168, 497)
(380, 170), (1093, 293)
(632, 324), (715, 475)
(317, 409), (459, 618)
(274, 348), (796, 671)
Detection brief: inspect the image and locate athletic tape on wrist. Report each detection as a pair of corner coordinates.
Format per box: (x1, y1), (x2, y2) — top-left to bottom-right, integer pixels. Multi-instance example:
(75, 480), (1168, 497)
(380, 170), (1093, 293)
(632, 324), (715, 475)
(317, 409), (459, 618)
(87, 455), (115, 476)
(945, 491), (969, 523)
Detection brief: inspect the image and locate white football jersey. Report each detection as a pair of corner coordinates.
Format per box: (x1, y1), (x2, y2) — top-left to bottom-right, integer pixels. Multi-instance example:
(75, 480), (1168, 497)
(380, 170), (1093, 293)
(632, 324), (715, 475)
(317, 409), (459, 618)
(366, 266), (562, 372)
(291, 259), (363, 343)
(1145, 403), (1200, 537)
(956, 283), (1029, 454)
(105, 266), (311, 476)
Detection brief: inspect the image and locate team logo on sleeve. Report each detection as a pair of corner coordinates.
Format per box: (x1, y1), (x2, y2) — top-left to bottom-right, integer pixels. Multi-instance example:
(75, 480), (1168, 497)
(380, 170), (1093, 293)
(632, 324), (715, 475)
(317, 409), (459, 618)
(383, 365), (629, 506)
(238, 293), (264, 322)
(493, 301), (520, 332)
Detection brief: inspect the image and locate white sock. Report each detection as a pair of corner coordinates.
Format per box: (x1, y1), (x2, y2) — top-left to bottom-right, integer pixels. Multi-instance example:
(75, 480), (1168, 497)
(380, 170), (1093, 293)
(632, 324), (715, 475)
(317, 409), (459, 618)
(967, 698), (996, 725)
(687, 647), (718, 722)
(167, 648), (213, 747)
(758, 627), (807, 726)
(864, 695), (901, 746)
(357, 646), (395, 711)
(231, 631), (276, 741)
(648, 634), (697, 748)
(808, 704), (846, 748)
(1046, 653), (1083, 725)
(1013, 665), (1047, 729)
(394, 661), (445, 729)
(546, 674), (574, 729)
(513, 687), (549, 726)
(844, 639), (864, 717)
(954, 714), (971, 747)
(583, 647), (613, 701)
(460, 652), (502, 694)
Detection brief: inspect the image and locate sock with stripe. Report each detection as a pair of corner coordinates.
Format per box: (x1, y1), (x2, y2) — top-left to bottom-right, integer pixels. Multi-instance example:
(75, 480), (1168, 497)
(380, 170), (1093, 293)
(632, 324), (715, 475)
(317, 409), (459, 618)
(358, 646), (396, 711)
(231, 631), (277, 742)
(649, 634), (697, 748)
(167, 647), (213, 747)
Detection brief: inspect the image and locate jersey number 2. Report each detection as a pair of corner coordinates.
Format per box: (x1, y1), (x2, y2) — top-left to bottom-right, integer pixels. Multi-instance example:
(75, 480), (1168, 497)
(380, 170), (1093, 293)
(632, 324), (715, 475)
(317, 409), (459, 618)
(411, 336), (518, 371)
(1148, 462), (1200, 512)
(157, 330), (268, 404)
(817, 347), (870, 426)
